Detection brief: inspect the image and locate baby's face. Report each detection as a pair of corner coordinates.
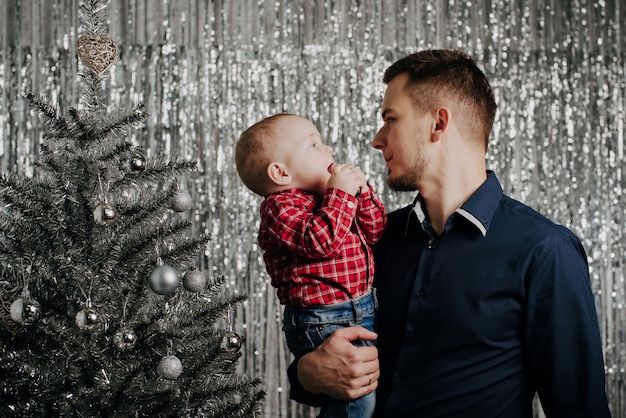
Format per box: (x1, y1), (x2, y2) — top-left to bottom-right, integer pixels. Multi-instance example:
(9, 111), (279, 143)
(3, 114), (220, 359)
(274, 116), (334, 195)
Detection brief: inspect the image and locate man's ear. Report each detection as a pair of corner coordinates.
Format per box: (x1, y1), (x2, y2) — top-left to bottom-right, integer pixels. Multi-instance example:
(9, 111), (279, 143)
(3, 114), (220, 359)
(432, 107), (450, 140)
(266, 162), (291, 186)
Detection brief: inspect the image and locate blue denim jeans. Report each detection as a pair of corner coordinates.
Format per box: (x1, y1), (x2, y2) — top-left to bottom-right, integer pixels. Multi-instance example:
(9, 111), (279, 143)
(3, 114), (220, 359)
(282, 290), (378, 418)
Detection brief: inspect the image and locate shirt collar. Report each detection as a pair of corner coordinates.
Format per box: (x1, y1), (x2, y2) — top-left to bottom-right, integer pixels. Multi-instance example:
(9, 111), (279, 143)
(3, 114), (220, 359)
(409, 171), (503, 237)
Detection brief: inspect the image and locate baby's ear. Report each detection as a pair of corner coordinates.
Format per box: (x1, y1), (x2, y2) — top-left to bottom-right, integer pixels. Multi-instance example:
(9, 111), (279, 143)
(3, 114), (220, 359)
(266, 162), (291, 187)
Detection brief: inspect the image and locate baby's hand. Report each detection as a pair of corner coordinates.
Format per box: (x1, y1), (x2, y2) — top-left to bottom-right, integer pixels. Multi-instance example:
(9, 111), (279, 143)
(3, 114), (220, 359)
(327, 163), (368, 196)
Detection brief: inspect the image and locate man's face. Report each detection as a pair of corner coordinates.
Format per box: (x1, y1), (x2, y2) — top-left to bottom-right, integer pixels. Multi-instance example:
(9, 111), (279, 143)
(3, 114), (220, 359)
(372, 74), (431, 191)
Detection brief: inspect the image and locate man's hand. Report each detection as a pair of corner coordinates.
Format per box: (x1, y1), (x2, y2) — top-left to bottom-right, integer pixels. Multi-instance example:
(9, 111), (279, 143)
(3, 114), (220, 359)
(297, 326), (379, 401)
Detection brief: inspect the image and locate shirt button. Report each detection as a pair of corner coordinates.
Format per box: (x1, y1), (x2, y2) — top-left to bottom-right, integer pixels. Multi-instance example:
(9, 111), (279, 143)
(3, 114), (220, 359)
(347, 201), (356, 209)
(428, 244), (435, 249)
(416, 289), (425, 297)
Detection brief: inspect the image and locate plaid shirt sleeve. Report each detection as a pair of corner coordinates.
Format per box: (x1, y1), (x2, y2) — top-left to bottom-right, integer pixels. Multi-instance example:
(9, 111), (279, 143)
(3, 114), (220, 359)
(355, 183), (387, 245)
(260, 189), (358, 259)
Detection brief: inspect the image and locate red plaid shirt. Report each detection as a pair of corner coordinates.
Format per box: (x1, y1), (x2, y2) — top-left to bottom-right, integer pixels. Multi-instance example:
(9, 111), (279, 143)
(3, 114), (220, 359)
(258, 187), (386, 307)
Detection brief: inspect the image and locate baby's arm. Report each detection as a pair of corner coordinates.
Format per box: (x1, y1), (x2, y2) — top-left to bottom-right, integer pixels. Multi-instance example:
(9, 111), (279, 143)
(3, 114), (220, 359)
(326, 163), (385, 244)
(261, 190), (358, 259)
(355, 184), (386, 245)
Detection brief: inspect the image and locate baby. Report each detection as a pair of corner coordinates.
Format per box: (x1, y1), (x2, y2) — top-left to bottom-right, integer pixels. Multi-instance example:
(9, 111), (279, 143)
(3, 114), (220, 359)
(235, 113), (386, 417)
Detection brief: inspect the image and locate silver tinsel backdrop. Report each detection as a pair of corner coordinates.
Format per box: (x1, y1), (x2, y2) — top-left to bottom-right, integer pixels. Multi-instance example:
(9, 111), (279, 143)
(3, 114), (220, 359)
(1, 0), (624, 417)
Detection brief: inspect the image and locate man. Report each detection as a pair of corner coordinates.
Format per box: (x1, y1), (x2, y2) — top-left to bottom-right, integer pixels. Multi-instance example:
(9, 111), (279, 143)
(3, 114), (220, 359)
(288, 49), (611, 417)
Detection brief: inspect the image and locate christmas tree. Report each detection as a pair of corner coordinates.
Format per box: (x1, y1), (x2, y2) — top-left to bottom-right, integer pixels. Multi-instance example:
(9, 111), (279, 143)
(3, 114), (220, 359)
(0, 0), (265, 416)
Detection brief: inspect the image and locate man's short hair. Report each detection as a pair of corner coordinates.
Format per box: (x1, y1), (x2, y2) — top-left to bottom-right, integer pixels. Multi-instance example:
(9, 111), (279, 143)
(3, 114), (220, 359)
(384, 49), (497, 151)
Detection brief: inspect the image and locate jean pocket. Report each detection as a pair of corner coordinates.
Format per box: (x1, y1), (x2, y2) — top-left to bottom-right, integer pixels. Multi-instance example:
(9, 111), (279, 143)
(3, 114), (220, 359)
(306, 322), (348, 348)
(284, 326), (316, 358)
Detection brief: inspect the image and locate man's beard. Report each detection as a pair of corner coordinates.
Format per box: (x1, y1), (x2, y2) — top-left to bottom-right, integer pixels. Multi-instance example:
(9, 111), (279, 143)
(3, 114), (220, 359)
(387, 157), (425, 192)
(388, 174), (418, 191)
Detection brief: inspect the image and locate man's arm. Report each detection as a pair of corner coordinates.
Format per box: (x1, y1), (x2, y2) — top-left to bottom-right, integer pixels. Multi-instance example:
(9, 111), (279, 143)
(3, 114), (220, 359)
(287, 326), (380, 404)
(526, 233), (611, 417)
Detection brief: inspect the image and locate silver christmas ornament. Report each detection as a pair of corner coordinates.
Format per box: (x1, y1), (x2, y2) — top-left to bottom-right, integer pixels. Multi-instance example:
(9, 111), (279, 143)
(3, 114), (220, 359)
(129, 153), (146, 173)
(113, 326), (138, 351)
(93, 203), (118, 225)
(220, 331), (242, 354)
(76, 307), (101, 331)
(182, 269), (206, 293)
(148, 264), (180, 295)
(10, 297), (41, 326)
(171, 189), (192, 212)
(157, 355), (182, 380)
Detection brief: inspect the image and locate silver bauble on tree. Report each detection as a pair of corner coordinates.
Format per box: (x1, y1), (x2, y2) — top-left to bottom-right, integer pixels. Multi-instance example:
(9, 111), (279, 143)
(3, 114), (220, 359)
(171, 189), (192, 212)
(93, 202), (118, 225)
(182, 269), (206, 293)
(220, 330), (242, 354)
(10, 297), (41, 326)
(157, 355), (183, 380)
(129, 150), (146, 173)
(148, 262), (180, 295)
(76, 307), (101, 331)
(113, 326), (138, 351)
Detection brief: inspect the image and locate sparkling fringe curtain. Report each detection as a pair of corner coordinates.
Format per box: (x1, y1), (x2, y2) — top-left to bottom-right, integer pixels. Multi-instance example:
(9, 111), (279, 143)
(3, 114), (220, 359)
(1, 1), (624, 417)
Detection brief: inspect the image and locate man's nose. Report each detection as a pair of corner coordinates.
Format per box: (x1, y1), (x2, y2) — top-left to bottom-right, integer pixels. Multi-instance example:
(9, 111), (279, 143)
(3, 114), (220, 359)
(372, 129), (385, 149)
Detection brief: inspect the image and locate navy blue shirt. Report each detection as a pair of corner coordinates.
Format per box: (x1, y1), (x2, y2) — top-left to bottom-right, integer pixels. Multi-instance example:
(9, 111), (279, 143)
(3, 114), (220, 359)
(289, 172), (611, 417)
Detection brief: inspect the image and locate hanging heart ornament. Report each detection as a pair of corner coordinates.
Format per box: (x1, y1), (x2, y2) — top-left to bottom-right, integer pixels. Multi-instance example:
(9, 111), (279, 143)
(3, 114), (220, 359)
(76, 34), (118, 75)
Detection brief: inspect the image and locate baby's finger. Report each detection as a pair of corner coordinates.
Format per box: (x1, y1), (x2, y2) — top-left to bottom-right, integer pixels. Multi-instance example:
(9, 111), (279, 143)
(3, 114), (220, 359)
(330, 163), (346, 174)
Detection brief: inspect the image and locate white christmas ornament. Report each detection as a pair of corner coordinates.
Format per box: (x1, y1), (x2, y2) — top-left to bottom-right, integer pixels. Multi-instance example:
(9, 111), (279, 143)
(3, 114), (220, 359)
(157, 355), (183, 379)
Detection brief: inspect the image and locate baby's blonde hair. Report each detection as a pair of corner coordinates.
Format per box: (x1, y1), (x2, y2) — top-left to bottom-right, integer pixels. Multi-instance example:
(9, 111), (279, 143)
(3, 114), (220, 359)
(235, 113), (293, 196)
